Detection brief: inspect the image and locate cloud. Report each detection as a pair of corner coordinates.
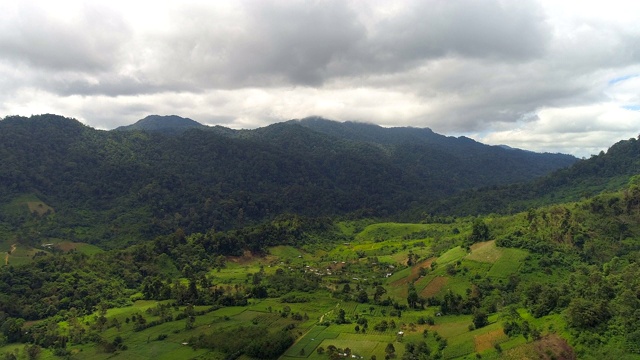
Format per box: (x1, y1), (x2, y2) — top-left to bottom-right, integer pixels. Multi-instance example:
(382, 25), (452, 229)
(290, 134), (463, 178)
(0, 0), (639, 157)
(478, 104), (640, 156)
(370, 0), (550, 63)
(0, 2), (130, 72)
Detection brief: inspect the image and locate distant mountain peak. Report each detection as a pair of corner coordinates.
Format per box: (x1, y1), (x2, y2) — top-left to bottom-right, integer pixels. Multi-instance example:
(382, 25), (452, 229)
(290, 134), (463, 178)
(115, 115), (205, 133)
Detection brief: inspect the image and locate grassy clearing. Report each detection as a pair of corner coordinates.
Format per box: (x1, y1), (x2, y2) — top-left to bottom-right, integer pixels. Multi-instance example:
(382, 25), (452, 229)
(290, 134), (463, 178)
(26, 201), (55, 215)
(488, 248), (529, 278)
(431, 316), (473, 338)
(466, 240), (502, 263)
(56, 241), (104, 255)
(355, 223), (434, 242)
(2, 194), (42, 214)
(437, 246), (467, 265)
(270, 245), (305, 259)
(5, 244), (40, 266)
(305, 338), (402, 360)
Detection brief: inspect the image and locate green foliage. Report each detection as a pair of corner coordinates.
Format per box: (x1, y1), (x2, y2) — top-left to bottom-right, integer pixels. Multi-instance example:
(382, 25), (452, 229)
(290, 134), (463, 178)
(428, 136), (640, 217)
(0, 114), (576, 248)
(0, 117), (639, 360)
(191, 325), (294, 359)
(472, 309), (488, 329)
(467, 218), (490, 246)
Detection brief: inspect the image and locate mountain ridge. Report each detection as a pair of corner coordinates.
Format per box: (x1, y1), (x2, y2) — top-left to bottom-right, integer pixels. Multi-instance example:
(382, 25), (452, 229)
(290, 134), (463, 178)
(0, 114), (579, 247)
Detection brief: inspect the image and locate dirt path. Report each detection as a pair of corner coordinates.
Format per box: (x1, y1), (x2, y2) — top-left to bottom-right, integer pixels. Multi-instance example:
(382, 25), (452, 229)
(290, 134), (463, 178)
(390, 257), (436, 287)
(319, 302), (340, 323)
(5, 243), (16, 265)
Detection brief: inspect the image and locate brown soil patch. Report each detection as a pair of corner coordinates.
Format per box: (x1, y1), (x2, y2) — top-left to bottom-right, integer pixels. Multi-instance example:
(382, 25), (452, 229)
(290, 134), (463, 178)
(474, 329), (507, 352)
(420, 276), (449, 298)
(470, 240), (492, 251)
(390, 257), (436, 287)
(502, 335), (576, 360)
(532, 335), (576, 360)
(467, 240), (502, 263)
(5, 243), (16, 265)
(228, 250), (274, 265)
(27, 202), (54, 216)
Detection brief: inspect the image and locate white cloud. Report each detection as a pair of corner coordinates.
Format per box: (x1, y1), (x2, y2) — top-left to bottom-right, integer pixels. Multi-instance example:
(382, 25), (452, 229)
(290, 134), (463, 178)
(479, 104), (640, 156)
(0, 0), (639, 157)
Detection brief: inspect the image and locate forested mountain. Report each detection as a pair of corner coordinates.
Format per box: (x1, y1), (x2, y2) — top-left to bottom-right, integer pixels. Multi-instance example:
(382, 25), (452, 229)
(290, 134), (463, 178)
(293, 117), (577, 187)
(114, 115), (206, 134)
(427, 135), (640, 216)
(0, 114), (576, 247)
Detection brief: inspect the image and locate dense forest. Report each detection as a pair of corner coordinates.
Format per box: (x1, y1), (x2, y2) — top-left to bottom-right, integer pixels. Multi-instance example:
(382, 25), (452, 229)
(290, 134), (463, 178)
(0, 114), (576, 248)
(0, 114), (639, 360)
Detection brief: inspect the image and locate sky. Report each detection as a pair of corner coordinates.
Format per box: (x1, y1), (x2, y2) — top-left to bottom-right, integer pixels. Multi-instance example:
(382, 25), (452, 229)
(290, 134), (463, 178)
(1, 0), (639, 157)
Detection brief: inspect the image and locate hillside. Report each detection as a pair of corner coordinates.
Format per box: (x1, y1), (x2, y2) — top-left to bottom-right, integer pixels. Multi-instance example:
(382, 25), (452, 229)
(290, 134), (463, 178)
(294, 117), (578, 184)
(1, 114), (640, 359)
(426, 135), (640, 217)
(1, 179), (639, 359)
(0, 114), (577, 248)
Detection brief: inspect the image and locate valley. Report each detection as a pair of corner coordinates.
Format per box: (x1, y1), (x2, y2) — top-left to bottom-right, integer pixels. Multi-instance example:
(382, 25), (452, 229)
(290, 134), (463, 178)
(0, 115), (639, 359)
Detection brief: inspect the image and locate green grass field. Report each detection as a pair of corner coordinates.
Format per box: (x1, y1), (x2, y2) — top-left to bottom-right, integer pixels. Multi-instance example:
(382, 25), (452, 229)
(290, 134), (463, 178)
(438, 246), (467, 265)
(487, 248), (529, 278)
(466, 241), (502, 263)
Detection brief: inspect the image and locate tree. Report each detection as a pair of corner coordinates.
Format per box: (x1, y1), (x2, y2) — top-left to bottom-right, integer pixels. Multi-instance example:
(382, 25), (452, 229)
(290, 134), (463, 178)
(566, 298), (609, 329)
(357, 289), (369, 303)
(374, 286), (387, 302)
(385, 343), (396, 356)
(336, 309), (346, 324)
(472, 310), (488, 329)
(342, 284), (352, 294)
(407, 284), (419, 309)
(468, 218), (489, 245)
(25, 344), (41, 360)
(0, 318), (25, 343)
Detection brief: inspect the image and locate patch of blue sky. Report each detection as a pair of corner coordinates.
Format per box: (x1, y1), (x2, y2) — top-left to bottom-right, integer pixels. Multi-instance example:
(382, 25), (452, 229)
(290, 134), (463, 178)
(608, 74), (639, 85)
(622, 105), (640, 111)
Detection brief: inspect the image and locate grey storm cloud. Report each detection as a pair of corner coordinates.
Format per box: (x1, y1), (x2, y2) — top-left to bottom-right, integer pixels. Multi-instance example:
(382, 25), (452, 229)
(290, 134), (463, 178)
(370, 0), (550, 64)
(148, 0), (551, 88)
(1, 0), (553, 94)
(0, 3), (130, 72)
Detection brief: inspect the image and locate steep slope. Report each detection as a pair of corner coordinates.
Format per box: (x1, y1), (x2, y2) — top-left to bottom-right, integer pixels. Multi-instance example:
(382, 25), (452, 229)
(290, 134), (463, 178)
(426, 135), (640, 216)
(0, 114), (578, 248)
(294, 117), (578, 184)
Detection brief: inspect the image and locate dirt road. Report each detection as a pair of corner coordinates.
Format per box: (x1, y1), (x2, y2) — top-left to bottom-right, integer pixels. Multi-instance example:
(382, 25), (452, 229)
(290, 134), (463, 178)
(5, 243), (16, 265)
